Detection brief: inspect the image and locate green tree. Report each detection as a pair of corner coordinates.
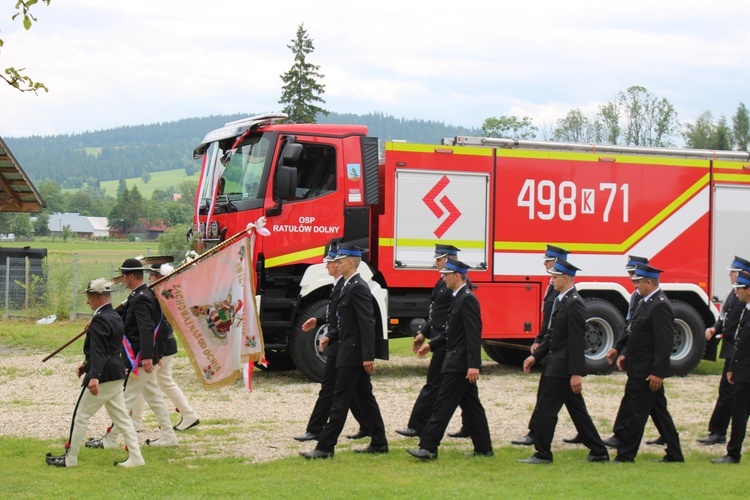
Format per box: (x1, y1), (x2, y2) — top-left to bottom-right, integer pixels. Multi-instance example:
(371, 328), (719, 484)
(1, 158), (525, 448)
(597, 101), (621, 145)
(108, 185), (143, 233)
(151, 189), (170, 203)
(606, 86), (678, 147)
(278, 23), (328, 123)
(116, 178), (127, 197)
(33, 211), (49, 236)
(7, 212), (32, 237)
(683, 111), (716, 149)
(481, 115), (537, 139)
(36, 179), (65, 212)
(733, 103), (750, 151)
(1, 0), (51, 93)
(61, 224), (72, 242)
(178, 180), (197, 208)
(552, 109), (600, 143)
(158, 223), (193, 258)
(141, 171), (152, 184)
(714, 117), (732, 151)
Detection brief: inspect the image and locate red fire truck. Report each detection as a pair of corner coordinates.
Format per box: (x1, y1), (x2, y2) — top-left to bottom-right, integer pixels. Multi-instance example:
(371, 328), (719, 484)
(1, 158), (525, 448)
(193, 112), (750, 382)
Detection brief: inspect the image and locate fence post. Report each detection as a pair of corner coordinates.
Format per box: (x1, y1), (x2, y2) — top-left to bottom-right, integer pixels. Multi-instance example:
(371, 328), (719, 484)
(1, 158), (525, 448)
(69, 252), (78, 321)
(2, 256), (9, 320)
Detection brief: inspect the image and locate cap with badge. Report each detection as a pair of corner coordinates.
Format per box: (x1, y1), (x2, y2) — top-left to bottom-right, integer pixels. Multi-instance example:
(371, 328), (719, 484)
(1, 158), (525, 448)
(544, 245), (569, 261)
(323, 244), (339, 263)
(732, 270), (750, 288)
(80, 278), (113, 295)
(632, 263), (664, 280)
(434, 244), (460, 259)
(547, 257), (580, 276)
(439, 259), (471, 275)
(625, 255), (649, 271)
(727, 256), (750, 272)
(334, 243), (363, 260)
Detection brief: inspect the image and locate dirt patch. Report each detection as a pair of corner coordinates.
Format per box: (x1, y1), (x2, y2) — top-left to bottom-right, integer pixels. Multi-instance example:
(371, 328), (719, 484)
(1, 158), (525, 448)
(0, 353), (722, 462)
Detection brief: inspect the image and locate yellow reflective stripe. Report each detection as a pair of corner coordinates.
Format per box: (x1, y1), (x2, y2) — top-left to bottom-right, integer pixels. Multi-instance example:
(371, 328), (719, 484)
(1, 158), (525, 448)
(714, 173), (750, 184)
(379, 237), (394, 248)
(713, 160), (750, 170)
(494, 173), (710, 253)
(392, 238), (485, 249)
(385, 142), (493, 157)
(265, 246), (326, 268)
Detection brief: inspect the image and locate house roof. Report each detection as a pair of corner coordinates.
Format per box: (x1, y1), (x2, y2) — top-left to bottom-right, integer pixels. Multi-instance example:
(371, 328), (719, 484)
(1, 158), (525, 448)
(0, 136), (46, 213)
(88, 217), (110, 231)
(48, 213), (95, 233)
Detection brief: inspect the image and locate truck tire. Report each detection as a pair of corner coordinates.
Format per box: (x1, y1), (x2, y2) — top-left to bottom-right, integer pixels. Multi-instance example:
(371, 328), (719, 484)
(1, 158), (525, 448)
(584, 299), (624, 375)
(289, 300), (328, 382)
(482, 344), (528, 365)
(261, 348), (296, 372)
(670, 300), (706, 376)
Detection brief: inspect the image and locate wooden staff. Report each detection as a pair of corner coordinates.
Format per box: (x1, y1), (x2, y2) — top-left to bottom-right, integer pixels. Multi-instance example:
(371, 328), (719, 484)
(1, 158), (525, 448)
(42, 226), (255, 363)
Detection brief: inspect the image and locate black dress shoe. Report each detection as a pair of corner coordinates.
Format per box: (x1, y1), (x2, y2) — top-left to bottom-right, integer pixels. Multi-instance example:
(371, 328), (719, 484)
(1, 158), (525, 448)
(395, 428), (420, 437)
(613, 456), (634, 463)
(300, 449), (333, 459)
(355, 445), (389, 454)
(174, 417), (200, 431)
(448, 429), (470, 438)
(563, 434), (582, 444)
(45, 454), (69, 467)
(473, 450), (494, 457)
(586, 453), (609, 463)
(646, 436), (667, 446)
(511, 434), (534, 446)
(293, 432), (319, 442)
(85, 439), (104, 449)
(346, 429), (370, 440)
(654, 455), (684, 463)
(517, 456), (552, 464)
(406, 448), (437, 460)
(711, 455), (740, 464)
(698, 433), (726, 445)
(602, 436), (621, 448)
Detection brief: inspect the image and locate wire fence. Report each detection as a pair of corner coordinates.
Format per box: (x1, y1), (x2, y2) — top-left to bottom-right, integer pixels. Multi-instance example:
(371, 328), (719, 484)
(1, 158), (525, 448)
(0, 248), (172, 321)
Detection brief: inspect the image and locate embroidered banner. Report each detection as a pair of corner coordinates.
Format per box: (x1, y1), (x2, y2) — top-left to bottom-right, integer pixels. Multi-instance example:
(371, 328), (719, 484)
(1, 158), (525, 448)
(153, 234), (264, 389)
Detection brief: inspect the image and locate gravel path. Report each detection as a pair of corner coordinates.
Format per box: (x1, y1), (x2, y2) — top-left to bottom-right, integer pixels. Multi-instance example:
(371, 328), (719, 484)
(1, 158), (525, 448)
(0, 352), (722, 462)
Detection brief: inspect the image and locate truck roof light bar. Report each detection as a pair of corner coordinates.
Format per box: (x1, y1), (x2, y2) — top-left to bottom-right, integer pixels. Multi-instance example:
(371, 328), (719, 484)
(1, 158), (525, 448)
(193, 113), (289, 158)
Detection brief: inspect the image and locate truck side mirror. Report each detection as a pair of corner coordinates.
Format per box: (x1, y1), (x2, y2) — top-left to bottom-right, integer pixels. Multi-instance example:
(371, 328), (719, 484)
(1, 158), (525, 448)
(281, 143), (303, 164)
(277, 165), (297, 199)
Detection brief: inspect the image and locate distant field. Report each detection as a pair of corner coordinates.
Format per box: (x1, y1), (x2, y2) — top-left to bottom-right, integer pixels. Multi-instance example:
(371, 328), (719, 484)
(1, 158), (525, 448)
(96, 168), (200, 198)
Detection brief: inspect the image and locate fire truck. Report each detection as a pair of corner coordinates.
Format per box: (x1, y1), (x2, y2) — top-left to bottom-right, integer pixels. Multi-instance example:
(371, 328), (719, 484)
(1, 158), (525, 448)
(192, 112), (750, 382)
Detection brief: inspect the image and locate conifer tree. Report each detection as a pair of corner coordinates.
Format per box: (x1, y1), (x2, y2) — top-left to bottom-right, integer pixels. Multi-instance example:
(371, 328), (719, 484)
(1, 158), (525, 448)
(278, 24), (328, 123)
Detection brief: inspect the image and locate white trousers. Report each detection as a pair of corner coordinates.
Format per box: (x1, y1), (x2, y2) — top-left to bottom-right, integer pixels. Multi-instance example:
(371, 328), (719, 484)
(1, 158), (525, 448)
(68, 380), (143, 463)
(131, 355), (199, 428)
(103, 368), (178, 446)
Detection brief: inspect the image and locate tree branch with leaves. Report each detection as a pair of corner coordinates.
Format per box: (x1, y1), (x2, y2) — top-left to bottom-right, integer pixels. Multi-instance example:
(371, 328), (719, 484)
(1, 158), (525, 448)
(278, 23), (328, 123)
(1, 0), (51, 93)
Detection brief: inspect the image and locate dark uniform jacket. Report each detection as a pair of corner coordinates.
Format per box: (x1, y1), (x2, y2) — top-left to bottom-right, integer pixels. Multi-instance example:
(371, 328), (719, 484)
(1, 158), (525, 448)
(713, 290), (742, 359)
(83, 303), (127, 386)
(728, 306), (750, 384)
(622, 288), (673, 379)
(532, 287), (587, 378)
(534, 281), (559, 344)
(316, 278), (344, 356)
(335, 273), (376, 367)
(429, 285), (482, 374)
(156, 314), (178, 358)
(424, 276), (452, 352)
(614, 291), (643, 353)
(122, 283), (162, 365)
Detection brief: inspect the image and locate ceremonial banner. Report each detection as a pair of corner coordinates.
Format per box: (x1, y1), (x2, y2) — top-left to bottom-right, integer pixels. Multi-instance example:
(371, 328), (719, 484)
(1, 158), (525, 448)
(153, 234), (264, 389)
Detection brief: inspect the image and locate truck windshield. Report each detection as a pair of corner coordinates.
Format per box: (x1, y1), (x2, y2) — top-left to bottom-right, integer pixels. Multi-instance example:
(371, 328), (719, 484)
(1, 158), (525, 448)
(199, 134), (272, 211)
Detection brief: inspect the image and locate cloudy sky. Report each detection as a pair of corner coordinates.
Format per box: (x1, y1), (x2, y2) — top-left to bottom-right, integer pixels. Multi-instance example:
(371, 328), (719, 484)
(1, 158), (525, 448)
(1, 0), (749, 139)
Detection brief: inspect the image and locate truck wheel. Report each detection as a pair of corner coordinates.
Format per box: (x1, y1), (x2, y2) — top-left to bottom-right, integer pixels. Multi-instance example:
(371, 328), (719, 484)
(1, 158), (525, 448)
(670, 301), (706, 376)
(289, 300), (328, 382)
(260, 348), (296, 372)
(482, 344), (528, 365)
(584, 299), (624, 375)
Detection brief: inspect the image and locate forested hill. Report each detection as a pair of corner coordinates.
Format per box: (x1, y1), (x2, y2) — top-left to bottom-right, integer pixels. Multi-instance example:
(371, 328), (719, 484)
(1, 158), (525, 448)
(4, 112), (481, 186)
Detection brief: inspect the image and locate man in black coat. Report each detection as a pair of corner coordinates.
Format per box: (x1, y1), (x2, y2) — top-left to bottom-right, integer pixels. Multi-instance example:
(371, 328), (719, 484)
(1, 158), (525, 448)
(300, 244), (388, 458)
(294, 248), (370, 442)
(406, 260), (493, 460)
(86, 258), (178, 449)
(614, 263), (683, 463)
(518, 258), (609, 464)
(513, 244), (579, 446)
(603, 255), (667, 448)
(396, 243), (468, 438)
(712, 270), (750, 463)
(699, 256), (750, 445)
(46, 279), (145, 468)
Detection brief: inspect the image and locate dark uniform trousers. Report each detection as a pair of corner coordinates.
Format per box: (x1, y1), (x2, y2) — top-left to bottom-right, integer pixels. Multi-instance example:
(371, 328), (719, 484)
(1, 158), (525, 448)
(611, 389), (672, 440)
(709, 358), (735, 436)
(407, 348), (448, 433)
(533, 375), (608, 460)
(418, 372), (492, 454)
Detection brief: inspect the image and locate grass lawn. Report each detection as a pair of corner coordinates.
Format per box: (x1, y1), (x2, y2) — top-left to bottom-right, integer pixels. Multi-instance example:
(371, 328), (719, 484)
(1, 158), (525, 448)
(98, 168), (200, 198)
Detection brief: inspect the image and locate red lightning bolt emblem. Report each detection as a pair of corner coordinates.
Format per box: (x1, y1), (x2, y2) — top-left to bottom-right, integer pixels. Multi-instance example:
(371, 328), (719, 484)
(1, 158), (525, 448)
(422, 176), (462, 238)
